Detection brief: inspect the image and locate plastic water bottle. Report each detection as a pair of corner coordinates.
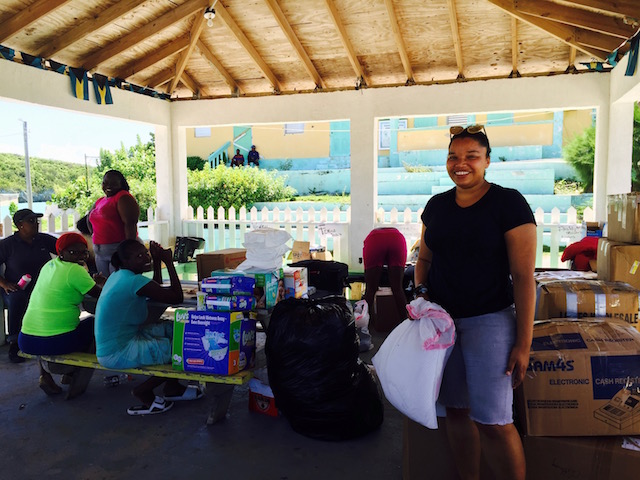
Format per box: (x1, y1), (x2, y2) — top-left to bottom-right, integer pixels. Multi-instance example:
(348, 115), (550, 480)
(17, 274), (31, 289)
(103, 373), (132, 387)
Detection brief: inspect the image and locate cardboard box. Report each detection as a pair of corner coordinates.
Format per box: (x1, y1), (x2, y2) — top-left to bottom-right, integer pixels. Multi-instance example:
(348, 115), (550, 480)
(250, 269), (283, 309)
(248, 378), (278, 417)
(535, 279), (640, 327)
(522, 435), (640, 480)
(283, 266), (308, 299)
(597, 237), (640, 292)
(517, 319), (640, 436)
(172, 309), (256, 375)
(607, 193), (640, 243)
(373, 287), (402, 333)
(290, 240), (311, 262)
(195, 248), (246, 281)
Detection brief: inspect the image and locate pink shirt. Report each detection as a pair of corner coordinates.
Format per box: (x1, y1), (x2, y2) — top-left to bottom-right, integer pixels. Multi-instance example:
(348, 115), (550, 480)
(89, 190), (137, 245)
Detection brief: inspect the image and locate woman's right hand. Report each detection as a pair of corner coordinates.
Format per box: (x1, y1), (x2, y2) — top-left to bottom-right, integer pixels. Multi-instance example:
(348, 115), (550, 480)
(0, 278), (18, 294)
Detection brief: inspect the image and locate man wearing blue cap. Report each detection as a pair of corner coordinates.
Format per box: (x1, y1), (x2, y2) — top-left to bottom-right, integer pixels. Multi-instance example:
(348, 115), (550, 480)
(248, 145), (260, 167)
(0, 209), (57, 363)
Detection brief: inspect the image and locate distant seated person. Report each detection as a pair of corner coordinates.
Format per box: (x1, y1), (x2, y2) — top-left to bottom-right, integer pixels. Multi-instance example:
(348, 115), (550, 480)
(561, 236), (599, 271)
(95, 240), (203, 416)
(0, 208), (57, 363)
(231, 149), (245, 167)
(247, 145), (260, 167)
(18, 232), (105, 397)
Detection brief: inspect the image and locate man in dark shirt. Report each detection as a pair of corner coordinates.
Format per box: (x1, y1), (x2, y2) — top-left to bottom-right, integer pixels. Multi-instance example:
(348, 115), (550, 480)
(0, 209), (57, 363)
(247, 145), (260, 167)
(231, 149), (245, 167)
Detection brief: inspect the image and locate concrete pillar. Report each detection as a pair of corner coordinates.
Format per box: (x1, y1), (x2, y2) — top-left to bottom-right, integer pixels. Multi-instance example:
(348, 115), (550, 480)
(605, 101), (634, 195)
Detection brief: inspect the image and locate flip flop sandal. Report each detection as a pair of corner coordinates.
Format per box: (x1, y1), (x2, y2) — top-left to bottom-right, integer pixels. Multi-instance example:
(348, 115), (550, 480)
(127, 396), (174, 416)
(39, 375), (63, 396)
(164, 385), (205, 402)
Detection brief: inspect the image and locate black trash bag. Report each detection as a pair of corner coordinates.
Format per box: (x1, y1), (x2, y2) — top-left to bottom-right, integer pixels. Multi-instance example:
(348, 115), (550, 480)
(266, 296), (384, 441)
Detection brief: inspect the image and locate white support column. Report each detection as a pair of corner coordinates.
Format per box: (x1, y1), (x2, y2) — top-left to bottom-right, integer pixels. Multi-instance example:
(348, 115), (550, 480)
(605, 101), (634, 195)
(154, 124), (173, 237)
(349, 111), (376, 270)
(172, 124), (189, 240)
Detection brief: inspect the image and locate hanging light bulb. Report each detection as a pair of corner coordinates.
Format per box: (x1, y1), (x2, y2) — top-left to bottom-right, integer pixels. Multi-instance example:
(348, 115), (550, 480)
(204, 7), (216, 27)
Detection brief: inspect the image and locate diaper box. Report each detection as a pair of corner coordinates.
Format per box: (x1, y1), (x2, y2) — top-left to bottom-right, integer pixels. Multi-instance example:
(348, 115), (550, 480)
(201, 275), (255, 295)
(515, 319), (640, 436)
(211, 268), (283, 309)
(172, 309), (257, 375)
(283, 266), (308, 299)
(205, 295), (256, 312)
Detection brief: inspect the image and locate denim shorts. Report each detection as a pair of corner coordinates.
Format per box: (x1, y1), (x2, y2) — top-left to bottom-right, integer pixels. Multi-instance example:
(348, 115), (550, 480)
(438, 306), (517, 425)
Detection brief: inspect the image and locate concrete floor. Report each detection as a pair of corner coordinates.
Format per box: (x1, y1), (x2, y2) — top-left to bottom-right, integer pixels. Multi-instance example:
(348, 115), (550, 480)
(1, 330), (407, 480)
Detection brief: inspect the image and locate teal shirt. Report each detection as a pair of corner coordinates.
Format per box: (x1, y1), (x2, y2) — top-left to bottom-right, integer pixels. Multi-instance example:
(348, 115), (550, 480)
(95, 269), (152, 357)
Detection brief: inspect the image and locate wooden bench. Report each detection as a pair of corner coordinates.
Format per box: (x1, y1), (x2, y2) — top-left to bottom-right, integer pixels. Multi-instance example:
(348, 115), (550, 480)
(19, 351), (252, 425)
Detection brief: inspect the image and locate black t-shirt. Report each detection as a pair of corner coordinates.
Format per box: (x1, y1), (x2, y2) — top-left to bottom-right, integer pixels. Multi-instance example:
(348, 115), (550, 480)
(0, 232), (58, 287)
(421, 184), (535, 318)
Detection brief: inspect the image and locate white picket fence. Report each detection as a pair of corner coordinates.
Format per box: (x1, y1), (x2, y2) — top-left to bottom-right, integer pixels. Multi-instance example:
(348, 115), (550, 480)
(1, 204), (594, 269)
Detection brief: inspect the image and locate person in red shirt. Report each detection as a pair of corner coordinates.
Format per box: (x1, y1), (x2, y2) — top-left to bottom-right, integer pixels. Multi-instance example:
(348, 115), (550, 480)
(88, 170), (140, 276)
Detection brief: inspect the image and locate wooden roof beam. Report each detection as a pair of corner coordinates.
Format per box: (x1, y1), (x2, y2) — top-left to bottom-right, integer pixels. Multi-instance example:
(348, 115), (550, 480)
(145, 69), (174, 90)
(179, 71), (201, 95)
(574, 29), (629, 52)
(196, 40), (244, 95)
(383, 0), (414, 84)
(113, 34), (190, 80)
(514, 0), (637, 39)
(562, 1), (640, 21)
(487, 0), (607, 61)
(568, 46), (577, 70)
(215, 2), (282, 93)
(323, 0), (370, 87)
(0, 0), (71, 43)
(37, 0), (145, 59)
(446, 0), (465, 79)
(169, 9), (206, 94)
(511, 17), (519, 76)
(81, 0), (210, 71)
(264, 0), (326, 89)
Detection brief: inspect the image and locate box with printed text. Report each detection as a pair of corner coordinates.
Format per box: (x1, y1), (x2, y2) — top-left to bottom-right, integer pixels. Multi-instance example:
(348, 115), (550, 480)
(516, 319), (640, 436)
(172, 309), (256, 375)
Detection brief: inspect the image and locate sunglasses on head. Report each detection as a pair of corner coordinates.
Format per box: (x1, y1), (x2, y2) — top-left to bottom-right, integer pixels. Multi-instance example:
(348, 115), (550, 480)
(449, 124), (486, 138)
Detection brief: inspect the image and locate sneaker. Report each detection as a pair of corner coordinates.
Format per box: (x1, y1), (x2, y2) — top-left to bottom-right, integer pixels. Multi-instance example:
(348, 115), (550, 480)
(8, 342), (25, 364)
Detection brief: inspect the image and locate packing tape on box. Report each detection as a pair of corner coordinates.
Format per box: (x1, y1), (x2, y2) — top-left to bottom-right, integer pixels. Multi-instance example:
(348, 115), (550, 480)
(560, 282), (608, 318)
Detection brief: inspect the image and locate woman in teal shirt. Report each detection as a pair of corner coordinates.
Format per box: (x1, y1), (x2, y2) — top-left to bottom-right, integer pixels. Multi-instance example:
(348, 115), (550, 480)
(95, 239), (202, 416)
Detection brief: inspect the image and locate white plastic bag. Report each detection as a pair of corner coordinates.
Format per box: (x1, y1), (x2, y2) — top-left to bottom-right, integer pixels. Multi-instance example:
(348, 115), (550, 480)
(236, 227), (292, 271)
(371, 298), (455, 429)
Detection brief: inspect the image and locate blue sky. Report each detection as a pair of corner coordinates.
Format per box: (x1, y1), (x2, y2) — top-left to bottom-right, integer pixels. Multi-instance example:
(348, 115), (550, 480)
(0, 99), (153, 166)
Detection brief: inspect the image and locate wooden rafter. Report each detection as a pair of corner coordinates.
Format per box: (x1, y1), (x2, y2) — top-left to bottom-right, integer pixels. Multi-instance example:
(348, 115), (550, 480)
(81, 0), (210, 71)
(383, 0), (414, 84)
(514, 0), (637, 39)
(0, 0), (71, 43)
(574, 28), (628, 52)
(215, 2), (282, 93)
(169, 9), (206, 94)
(264, 0), (326, 89)
(145, 69), (174, 90)
(569, 46), (577, 69)
(113, 34), (191, 80)
(37, 0), (145, 59)
(446, 0), (464, 79)
(562, 0), (640, 21)
(179, 71), (201, 94)
(487, 0), (607, 60)
(511, 17), (519, 76)
(323, 0), (370, 87)
(196, 39), (244, 95)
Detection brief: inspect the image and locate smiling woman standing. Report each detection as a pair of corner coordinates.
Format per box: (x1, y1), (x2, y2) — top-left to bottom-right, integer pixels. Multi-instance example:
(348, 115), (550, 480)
(88, 170), (140, 276)
(414, 125), (536, 480)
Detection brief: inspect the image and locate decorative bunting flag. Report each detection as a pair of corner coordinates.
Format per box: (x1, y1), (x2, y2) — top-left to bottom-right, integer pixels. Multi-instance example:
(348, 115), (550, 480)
(20, 52), (43, 68)
(49, 60), (67, 74)
(0, 45), (15, 61)
(92, 73), (113, 105)
(69, 67), (89, 100)
(625, 35), (639, 77)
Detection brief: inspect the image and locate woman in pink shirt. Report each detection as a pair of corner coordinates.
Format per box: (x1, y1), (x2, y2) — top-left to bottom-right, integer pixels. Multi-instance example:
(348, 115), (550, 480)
(88, 170), (140, 276)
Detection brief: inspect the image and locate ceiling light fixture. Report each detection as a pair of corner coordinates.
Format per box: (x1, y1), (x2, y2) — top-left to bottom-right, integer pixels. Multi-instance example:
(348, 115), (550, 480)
(204, 6), (216, 27)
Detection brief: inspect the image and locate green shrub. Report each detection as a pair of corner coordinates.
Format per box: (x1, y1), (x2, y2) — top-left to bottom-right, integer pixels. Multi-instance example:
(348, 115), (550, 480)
(187, 156), (206, 171)
(563, 125), (595, 192)
(188, 165), (296, 211)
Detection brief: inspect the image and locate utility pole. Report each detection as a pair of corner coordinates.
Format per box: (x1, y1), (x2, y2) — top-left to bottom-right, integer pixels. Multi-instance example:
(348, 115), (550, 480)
(21, 120), (33, 209)
(84, 154), (89, 193)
